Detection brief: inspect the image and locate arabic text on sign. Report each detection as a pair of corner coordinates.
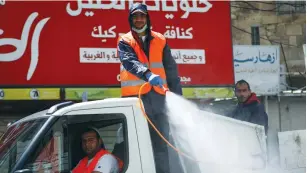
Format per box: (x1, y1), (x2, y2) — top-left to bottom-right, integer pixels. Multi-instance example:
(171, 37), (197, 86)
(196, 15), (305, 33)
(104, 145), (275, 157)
(80, 48), (119, 63)
(66, 0), (212, 19)
(171, 49), (205, 64)
(91, 25), (116, 40)
(233, 46), (280, 95)
(91, 25), (194, 41)
(234, 50), (278, 66)
(164, 26), (193, 39)
(235, 68), (279, 74)
(180, 76), (191, 82)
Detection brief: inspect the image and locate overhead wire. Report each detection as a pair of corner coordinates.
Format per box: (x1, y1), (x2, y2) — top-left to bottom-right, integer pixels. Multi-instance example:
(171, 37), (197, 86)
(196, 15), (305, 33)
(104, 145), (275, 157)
(231, 1), (305, 13)
(231, 25), (299, 47)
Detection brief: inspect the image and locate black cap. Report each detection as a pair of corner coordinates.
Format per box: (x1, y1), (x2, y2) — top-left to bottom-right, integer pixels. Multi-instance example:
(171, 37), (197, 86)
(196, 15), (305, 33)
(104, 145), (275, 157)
(130, 3), (148, 15)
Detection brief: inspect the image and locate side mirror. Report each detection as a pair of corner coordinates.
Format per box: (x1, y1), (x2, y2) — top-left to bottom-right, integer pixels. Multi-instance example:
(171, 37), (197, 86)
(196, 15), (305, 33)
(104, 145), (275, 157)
(14, 169), (32, 173)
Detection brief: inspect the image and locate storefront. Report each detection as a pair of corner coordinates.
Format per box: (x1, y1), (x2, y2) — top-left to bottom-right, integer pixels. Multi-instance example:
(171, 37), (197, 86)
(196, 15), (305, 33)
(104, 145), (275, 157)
(0, 1), (234, 133)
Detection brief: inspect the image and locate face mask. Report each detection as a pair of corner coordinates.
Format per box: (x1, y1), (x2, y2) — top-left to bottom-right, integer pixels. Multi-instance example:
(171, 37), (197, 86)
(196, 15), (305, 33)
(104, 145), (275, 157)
(132, 24), (148, 34)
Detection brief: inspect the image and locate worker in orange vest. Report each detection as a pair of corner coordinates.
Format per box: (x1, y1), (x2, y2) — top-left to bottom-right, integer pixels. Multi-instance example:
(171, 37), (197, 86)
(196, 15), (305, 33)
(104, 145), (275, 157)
(117, 3), (183, 173)
(72, 127), (123, 173)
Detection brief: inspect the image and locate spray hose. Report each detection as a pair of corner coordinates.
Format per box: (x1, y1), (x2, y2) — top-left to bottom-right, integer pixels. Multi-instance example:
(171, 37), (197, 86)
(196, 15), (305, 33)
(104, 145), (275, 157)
(138, 82), (199, 162)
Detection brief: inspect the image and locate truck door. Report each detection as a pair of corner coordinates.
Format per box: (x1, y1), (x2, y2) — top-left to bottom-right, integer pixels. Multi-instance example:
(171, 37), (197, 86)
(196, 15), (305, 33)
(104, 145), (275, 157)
(64, 106), (143, 173)
(15, 116), (70, 173)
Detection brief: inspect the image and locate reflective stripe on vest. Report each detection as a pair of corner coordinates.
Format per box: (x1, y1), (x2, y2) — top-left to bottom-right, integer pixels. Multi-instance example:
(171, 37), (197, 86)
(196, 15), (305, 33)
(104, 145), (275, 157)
(150, 62), (164, 68)
(121, 79), (167, 87)
(120, 63), (162, 71)
(118, 31), (168, 96)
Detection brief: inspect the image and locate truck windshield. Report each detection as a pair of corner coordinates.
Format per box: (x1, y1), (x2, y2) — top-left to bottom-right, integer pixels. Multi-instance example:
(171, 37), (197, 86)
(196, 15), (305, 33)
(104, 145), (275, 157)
(0, 117), (48, 173)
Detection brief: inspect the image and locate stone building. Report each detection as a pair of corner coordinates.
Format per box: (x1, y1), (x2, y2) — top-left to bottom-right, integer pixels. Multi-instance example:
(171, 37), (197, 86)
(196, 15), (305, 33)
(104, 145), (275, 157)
(231, 1), (306, 88)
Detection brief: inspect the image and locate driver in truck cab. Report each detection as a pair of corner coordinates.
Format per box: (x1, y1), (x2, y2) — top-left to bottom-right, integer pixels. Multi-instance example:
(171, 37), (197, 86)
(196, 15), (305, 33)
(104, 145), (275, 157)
(72, 127), (123, 173)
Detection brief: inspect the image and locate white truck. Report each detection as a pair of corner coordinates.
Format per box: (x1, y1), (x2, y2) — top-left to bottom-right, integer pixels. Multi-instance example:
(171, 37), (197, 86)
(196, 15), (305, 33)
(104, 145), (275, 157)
(0, 97), (267, 173)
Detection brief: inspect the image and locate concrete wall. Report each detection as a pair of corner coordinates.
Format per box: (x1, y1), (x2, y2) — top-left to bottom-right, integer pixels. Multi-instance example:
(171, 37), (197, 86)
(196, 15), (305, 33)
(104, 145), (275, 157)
(267, 96), (306, 166)
(231, 1), (306, 74)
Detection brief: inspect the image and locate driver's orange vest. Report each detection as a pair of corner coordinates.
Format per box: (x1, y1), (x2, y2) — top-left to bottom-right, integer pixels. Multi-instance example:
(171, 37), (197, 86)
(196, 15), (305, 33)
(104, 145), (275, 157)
(72, 149), (123, 173)
(118, 31), (169, 97)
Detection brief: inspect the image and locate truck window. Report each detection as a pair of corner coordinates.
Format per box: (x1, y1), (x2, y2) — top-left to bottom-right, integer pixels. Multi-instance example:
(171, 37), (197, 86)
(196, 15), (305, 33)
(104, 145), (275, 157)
(0, 118), (48, 173)
(67, 113), (128, 172)
(23, 117), (69, 173)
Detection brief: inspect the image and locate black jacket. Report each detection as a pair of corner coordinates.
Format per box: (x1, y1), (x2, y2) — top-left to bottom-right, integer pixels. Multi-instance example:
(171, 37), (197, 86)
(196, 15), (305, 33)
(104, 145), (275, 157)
(228, 93), (268, 134)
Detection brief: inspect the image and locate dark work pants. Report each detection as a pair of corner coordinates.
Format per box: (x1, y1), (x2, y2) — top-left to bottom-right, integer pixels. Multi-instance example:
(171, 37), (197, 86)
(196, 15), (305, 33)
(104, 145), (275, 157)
(141, 90), (184, 173)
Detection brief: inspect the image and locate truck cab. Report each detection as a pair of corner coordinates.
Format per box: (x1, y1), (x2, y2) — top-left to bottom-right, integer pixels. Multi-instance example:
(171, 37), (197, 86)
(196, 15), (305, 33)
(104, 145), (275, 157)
(0, 97), (267, 173)
(0, 97), (156, 173)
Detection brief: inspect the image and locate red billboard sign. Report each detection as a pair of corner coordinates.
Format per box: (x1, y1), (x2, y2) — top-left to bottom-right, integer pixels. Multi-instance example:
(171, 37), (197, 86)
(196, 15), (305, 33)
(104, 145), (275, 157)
(0, 1), (234, 87)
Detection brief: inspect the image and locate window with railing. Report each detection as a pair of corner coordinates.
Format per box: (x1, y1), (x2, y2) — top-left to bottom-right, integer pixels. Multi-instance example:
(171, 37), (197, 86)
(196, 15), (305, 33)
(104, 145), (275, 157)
(251, 26), (260, 45)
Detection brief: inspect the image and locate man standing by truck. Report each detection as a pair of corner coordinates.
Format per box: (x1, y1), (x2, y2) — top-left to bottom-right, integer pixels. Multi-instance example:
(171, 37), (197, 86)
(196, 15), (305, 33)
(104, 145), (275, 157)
(117, 3), (182, 173)
(228, 80), (268, 134)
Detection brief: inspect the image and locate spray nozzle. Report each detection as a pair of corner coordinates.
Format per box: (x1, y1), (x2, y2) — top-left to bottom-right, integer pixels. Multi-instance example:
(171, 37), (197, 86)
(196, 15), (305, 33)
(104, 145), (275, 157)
(162, 86), (169, 93)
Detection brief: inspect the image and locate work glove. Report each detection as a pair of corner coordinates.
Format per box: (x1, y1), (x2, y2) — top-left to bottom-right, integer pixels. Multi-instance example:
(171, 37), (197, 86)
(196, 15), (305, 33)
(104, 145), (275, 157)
(145, 72), (163, 88)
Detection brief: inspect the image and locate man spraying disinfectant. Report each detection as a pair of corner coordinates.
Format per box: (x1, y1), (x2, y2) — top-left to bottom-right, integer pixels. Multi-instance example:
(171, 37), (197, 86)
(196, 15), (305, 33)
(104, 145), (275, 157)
(117, 3), (185, 173)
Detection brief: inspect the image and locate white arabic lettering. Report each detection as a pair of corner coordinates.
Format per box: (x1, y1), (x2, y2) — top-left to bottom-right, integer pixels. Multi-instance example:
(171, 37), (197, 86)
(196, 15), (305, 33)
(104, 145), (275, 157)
(0, 12), (50, 80)
(28, 17), (50, 80)
(91, 25), (116, 39)
(0, 12), (36, 62)
(180, 0), (212, 18)
(180, 76), (191, 82)
(164, 26), (175, 39)
(112, 0), (125, 10)
(96, 0), (123, 10)
(92, 25), (102, 37)
(66, 0), (213, 18)
(66, 0), (83, 16)
(143, 0), (160, 11)
(161, 0), (177, 11)
(164, 26), (193, 39)
(105, 25), (116, 38)
(67, 0), (126, 16)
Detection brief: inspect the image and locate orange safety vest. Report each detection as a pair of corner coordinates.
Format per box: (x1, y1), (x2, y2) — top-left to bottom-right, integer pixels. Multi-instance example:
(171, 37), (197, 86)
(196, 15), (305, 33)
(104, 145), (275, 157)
(72, 149), (124, 173)
(118, 31), (169, 97)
